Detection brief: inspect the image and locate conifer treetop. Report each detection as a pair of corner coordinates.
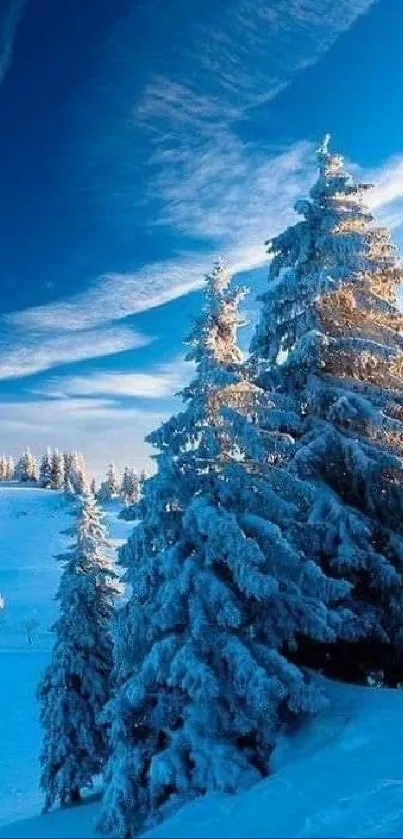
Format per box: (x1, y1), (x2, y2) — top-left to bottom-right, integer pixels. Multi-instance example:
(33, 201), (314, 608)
(185, 260), (246, 370)
(254, 135), (403, 410)
(149, 261), (260, 478)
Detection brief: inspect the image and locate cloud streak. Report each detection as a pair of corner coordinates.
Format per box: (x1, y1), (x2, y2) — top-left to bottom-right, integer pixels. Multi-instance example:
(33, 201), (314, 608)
(0, 0), (29, 87)
(9, 140), (403, 343)
(0, 0), (382, 413)
(6, 141), (317, 333)
(37, 357), (194, 400)
(363, 156), (403, 233)
(0, 325), (151, 381)
(5, 0), (376, 340)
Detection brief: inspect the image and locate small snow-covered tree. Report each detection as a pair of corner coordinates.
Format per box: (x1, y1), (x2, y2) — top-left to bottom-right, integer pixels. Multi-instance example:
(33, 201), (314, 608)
(38, 493), (119, 812)
(68, 451), (87, 495)
(96, 481), (113, 504)
(63, 472), (75, 499)
(100, 263), (350, 835)
(90, 477), (96, 496)
(50, 450), (65, 490)
(97, 465), (119, 504)
(16, 448), (38, 482)
(106, 463), (120, 498)
(118, 469), (142, 520)
(6, 455), (15, 480)
(31, 452), (39, 482)
(0, 455), (7, 480)
(63, 451), (72, 476)
(120, 467), (139, 504)
(39, 449), (53, 488)
(252, 136), (403, 683)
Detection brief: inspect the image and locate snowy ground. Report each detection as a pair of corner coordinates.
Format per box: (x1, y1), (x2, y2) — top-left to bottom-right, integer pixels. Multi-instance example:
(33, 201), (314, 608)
(2, 487), (403, 839)
(145, 681), (403, 839)
(2, 679), (403, 839)
(0, 487), (132, 830)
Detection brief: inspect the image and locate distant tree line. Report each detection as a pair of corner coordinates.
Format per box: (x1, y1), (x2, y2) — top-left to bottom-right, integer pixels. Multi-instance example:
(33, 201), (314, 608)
(96, 462), (147, 510)
(0, 448), (87, 494)
(0, 448), (147, 509)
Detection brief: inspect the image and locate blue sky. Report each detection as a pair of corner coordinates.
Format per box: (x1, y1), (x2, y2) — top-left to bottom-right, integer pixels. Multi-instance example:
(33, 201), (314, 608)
(1, 0), (403, 478)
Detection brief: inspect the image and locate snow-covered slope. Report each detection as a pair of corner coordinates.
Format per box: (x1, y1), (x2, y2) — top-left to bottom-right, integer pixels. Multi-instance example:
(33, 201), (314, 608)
(146, 680), (403, 839)
(2, 487), (403, 839)
(0, 487), (71, 650)
(0, 487), (132, 829)
(2, 679), (403, 839)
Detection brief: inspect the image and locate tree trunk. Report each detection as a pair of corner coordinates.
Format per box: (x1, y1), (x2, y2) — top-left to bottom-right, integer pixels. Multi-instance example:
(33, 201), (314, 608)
(69, 788), (81, 806)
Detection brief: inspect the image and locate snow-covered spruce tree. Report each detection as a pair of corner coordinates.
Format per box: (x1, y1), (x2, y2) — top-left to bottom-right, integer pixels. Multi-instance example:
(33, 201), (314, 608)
(68, 451), (87, 495)
(63, 451), (72, 472)
(39, 492), (119, 812)
(0, 455), (7, 480)
(50, 449), (65, 490)
(39, 448), (53, 488)
(31, 451), (39, 481)
(121, 466), (139, 505)
(100, 262), (351, 836)
(252, 135), (403, 684)
(105, 462), (120, 498)
(118, 467), (140, 519)
(63, 472), (76, 499)
(6, 455), (15, 480)
(16, 448), (38, 482)
(96, 480), (113, 504)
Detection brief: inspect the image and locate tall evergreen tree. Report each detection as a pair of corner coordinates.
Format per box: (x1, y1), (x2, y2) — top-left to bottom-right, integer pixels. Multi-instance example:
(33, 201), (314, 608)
(63, 451), (72, 471)
(252, 135), (403, 683)
(68, 451), (87, 495)
(50, 450), (65, 490)
(100, 263), (350, 836)
(39, 493), (119, 811)
(39, 448), (53, 488)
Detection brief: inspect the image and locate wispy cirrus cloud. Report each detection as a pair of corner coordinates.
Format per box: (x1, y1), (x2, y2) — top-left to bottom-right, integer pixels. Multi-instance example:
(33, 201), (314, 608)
(9, 138), (403, 342)
(0, 0), (379, 387)
(5, 258), (209, 332)
(0, 325), (151, 381)
(6, 141), (316, 333)
(0, 0), (29, 87)
(364, 156), (403, 234)
(35, 357), (194, 400)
